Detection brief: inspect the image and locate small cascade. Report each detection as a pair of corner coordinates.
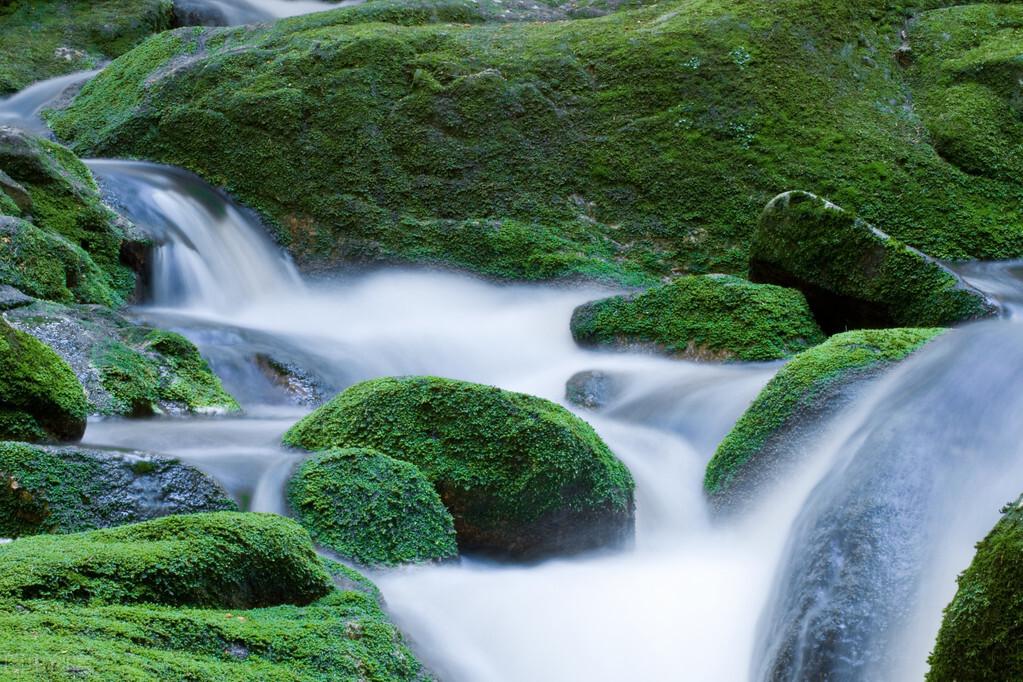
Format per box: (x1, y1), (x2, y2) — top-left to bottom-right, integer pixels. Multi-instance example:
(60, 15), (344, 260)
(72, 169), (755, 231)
(0, 70), (100, 133)
(179, 0), (361, 24)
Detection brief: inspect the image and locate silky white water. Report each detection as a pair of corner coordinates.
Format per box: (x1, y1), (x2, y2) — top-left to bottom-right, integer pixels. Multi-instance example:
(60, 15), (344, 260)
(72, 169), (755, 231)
(77, 160), (1023, 680)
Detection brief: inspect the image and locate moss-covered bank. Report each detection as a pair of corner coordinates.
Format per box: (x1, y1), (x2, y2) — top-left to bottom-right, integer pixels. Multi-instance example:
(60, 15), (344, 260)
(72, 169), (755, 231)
(570, 275), (823, 361)
(284, 376), (634, 558)
(705, 328), (944, 513)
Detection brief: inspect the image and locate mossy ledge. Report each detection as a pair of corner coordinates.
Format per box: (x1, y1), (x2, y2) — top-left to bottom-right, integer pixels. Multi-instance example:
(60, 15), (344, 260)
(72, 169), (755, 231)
(284, 376), (635, 559)
(287, 447), (458, 566)
(570, 274), (824, 361)
(927, 494), (1023, 681)
(705, 328), (944, 514)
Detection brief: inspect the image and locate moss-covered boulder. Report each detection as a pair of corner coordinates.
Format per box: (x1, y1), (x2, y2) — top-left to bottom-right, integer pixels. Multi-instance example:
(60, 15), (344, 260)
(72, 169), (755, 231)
(288, 447), (458, 566)
(0, 441), (236, 538)
(570, 275), (824, 361)
(750, 191), (997, 333)
(705, 328), (943, 514)
(927, 494), (1023, 681)
(0, 127), (145, 305)
(284, 376), (634, 558)
(0, 315), (86, 442)
(6, 300), (239, 416)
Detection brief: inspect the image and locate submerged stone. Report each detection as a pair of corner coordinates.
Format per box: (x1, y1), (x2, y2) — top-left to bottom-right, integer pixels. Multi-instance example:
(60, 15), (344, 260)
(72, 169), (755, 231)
(565, 369), (626, 410)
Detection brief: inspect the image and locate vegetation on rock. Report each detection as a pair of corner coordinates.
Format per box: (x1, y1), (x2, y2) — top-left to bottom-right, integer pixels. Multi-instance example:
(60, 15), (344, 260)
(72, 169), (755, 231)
(284, 376), (634, 558)
(705, 328), (944, 512)
(750, 191), (997, 332)
(288, 447), (458, 566)
(570, 275), (823, 361)
(0, 315), (86, 442)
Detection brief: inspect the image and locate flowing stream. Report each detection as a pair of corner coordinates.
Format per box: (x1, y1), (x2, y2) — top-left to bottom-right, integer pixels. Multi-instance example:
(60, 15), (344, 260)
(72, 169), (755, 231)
(43, 159), (1023, 679)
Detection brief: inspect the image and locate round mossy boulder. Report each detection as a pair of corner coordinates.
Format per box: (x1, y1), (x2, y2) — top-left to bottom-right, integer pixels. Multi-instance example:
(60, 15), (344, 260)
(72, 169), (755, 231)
(283, 376), (635, 559)
(927, 495), (1023, 681)
(0, 512), (333, 609)
(570, 274), (824, 361)
(287, 447), (458, 566)
(749, 191), (997, 333)
(0, 315), (87, 442)
(0, 441), (237, 538)
(705, 328), (944, 515)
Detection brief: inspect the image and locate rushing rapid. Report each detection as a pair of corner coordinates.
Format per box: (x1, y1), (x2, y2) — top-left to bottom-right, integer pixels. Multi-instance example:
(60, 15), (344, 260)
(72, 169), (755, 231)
(0, 70), (100, 133)
(74, 160), (1023, 680)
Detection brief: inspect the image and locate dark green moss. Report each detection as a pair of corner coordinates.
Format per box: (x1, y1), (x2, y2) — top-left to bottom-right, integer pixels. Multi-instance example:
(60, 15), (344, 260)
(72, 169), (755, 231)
(284, 376), (634, 558)
(570, 274), (824, 361)
(927, 494), (1023, 681)
(0, 315), (86, 442)
(0, 190), (20, 216)
(288, 447), (458, 566)
(704, 328), (943, 507)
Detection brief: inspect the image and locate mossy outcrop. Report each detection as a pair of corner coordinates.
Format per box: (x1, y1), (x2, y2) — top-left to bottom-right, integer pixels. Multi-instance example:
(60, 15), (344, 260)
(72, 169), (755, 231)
(284, 376), (634, 558)
(6, 300), (239, 416)
(0, 127), (145, 305)
(927, 494), (1023, 681)
(705, 328), (944, 514)
(750, 191), (997, 333)
(0, 515), (429, 680)
(570, 275), (824, 361)
(0, 441), (236, 538)
(288, 447), (458, 566)
(50, 0), (1023, 281)
(0, 314), (86, 442)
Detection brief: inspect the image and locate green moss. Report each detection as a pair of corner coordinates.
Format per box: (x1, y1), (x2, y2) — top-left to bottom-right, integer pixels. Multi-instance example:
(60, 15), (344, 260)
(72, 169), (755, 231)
(0, 0), (175, 94)
(0, 512), (332, 608)
(0, 315), (86, 442)
(284, 376), (634, 557)
(704, 328), (944, 503)
(570, 274), (824, 361)
(927, 494), (1023, 681)
(287, 447), (458, 566)
(51, 0), (1023, 282)
(750, 191), (997, 330)
(0, 191), (20, 216)
(142, 331), (241, 412)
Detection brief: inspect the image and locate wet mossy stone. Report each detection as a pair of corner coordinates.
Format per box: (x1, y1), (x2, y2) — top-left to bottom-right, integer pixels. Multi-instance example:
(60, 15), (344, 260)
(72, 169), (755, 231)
(927, 494), (1023, 681)
(287, 447), (458, 566)
(705, 328), (944, 515)
(0, 314), (87, 442)
(565, 369), (626, 410)
(0, 441), (236, 538)
(283, 376), (635, 559)
(0, 512), (333, 608)
(570, 275), (824, 361)
(749, 191), (997, 334)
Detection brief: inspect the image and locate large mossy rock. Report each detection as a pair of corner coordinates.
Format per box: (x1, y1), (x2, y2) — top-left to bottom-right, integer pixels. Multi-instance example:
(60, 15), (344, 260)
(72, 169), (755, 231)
(50, 0), (1023, 281)
(0, 512), (332, 608)
(750, 191), (997, 333)
(0, 315), (86, 442)
(6, 300), (239, 416)
(928, 495), (1023, 681)
(288, 447), (458, 566)
(705, 328), (943, 514)
(0, 441), (236, 538)
(570, 274), (824, 361)
(284, 376), (635, 558)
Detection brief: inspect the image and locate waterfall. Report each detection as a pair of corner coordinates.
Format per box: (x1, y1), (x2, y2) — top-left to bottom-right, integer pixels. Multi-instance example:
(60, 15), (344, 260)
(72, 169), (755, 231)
(0, 70), (100, 133)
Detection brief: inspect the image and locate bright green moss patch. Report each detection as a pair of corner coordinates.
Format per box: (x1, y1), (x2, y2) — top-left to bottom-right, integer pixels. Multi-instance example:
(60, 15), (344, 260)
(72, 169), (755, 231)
(288, 447), (458, 566)
(0, 0), (175, 94)
(0, 191), (20, 216)
(0, 512), (332, 608)
(750, 191), (997, 332)
(705, 328), (944, 508)
(0, 315), (86, 442)
(927, 494), (1023, 681)
(570, 274), (823, 361)
(284, 376), (634, 558)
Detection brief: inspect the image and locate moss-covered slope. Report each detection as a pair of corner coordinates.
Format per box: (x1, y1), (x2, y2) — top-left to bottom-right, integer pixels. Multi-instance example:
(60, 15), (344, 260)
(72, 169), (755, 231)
(288, 447), (458, 566)
(705, 328), (943, 513)
(0, 315), (86, 443)
(284, 376), (634, 558)
(570, 274), (823, 361)
(51, 0), (1023, 280)
(927, 495), (1023, 681)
